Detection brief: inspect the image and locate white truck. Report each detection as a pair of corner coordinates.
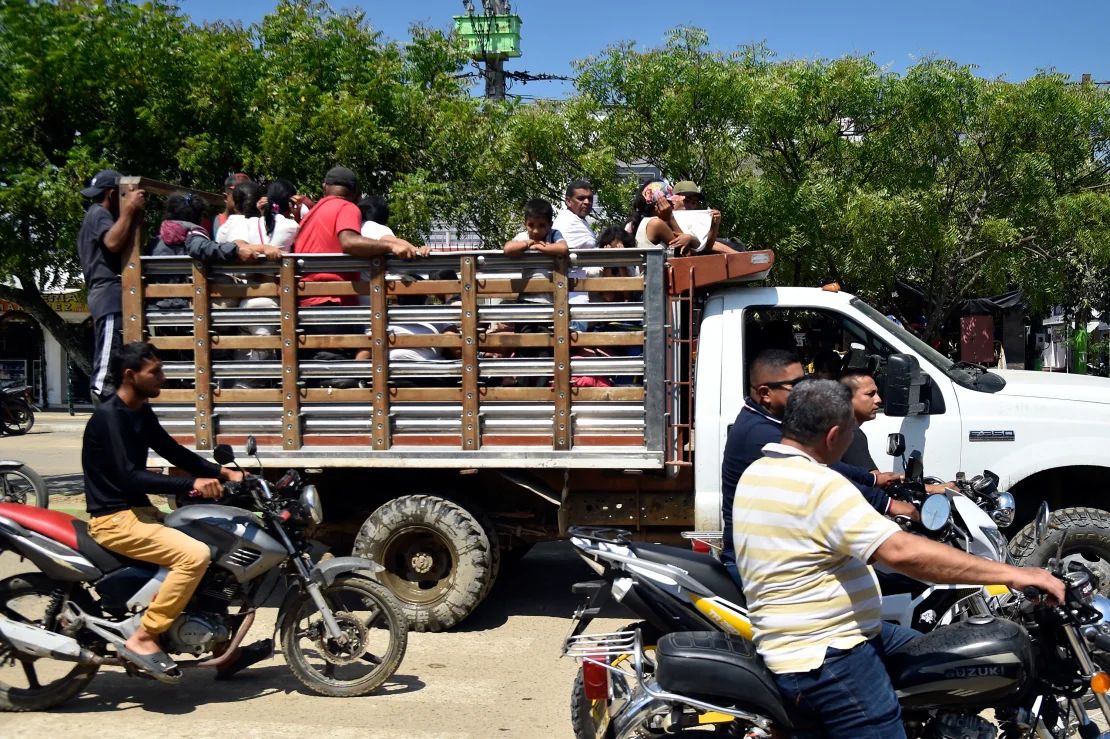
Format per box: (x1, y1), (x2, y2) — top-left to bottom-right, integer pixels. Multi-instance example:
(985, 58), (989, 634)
(123, 177), (1110, 631)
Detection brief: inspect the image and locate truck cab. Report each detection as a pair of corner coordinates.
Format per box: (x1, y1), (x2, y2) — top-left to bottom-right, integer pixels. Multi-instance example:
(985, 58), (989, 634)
(694, 284), (1110, 532)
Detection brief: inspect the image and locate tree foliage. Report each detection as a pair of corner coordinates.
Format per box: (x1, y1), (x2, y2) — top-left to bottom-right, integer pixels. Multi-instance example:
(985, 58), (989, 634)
(1, 4), (1109, 371)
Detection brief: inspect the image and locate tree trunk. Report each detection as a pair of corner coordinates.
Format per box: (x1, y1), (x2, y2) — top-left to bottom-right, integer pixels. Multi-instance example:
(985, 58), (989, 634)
(0, 275), (92, 375)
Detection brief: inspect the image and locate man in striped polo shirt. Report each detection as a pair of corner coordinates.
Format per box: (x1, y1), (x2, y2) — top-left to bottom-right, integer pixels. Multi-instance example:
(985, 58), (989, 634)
(733, 380), (1063, 738)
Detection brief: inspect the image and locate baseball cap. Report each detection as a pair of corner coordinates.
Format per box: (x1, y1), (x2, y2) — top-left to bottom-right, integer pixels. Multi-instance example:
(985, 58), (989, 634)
(80, 169), (122, 198)
(673, 180), (703, 196)
(324, 166), (359, 192)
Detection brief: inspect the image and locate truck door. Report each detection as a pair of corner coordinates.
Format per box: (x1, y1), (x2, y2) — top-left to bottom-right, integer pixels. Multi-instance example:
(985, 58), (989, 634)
(741, 305), (963, 478)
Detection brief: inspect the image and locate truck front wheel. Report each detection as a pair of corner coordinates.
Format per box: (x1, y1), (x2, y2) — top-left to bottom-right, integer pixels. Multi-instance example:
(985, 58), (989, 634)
(1010, 506), (1110, 596)
(353, 495), (498, 632)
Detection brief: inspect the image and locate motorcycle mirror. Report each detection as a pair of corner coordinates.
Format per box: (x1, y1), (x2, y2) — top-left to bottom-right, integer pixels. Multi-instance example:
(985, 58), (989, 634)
(1034, 501), (1051, 546)
(905, 451), (924, 484)
(212, 444), (235, 466)
(886, 433), (906, 458)
(245, 435), (257, 457)
(920, 494), (952, 532)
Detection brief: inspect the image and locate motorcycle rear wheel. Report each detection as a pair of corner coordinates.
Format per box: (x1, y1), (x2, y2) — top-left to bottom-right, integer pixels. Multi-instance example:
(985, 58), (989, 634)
(281, 574), (408, 697)
(571, 622), (662, 739)
(1, 400), (34, 436)
(0, 464), (48, 508)
(0, 574), (98, 712)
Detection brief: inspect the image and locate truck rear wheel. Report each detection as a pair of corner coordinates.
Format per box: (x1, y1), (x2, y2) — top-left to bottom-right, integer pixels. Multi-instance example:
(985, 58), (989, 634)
(353, 495), (498, 632)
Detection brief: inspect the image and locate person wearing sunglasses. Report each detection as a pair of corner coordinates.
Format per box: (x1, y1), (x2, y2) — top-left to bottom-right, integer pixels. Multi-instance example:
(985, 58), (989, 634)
(719, 349), (916, 587)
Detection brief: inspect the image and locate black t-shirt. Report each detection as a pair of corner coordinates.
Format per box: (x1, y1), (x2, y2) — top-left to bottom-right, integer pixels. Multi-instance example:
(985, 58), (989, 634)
(841, 426), (877, 471)
(82, 394), (222, 517)
(78, 203), (121, 318)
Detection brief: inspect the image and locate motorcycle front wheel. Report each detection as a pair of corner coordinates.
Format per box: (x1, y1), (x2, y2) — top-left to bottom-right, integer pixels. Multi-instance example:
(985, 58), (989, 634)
(0, 400), (34, 436)
(281, 574), (408, 697)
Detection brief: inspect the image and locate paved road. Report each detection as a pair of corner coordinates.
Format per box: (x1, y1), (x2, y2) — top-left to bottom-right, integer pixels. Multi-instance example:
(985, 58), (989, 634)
(0, 425), (625, 738)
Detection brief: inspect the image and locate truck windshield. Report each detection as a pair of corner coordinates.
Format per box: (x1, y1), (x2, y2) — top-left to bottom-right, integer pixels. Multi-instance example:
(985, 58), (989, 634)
(849, 298), (954, 374)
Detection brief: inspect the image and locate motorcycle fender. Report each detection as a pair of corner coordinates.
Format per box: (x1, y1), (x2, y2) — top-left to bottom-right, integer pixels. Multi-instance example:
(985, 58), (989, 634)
(275, 557), (385, 637)
(0, 460), (28, 470)
(0, 518), (101, 582)
(309, 556), (385, 588)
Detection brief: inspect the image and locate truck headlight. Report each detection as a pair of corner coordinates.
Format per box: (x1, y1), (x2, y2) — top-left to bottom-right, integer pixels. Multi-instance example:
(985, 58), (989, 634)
(991, 491), (1016, 528)
(299, 485), (323, 524)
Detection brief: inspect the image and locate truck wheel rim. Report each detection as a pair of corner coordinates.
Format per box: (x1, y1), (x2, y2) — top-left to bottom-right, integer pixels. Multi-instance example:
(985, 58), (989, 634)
(378, 526), (457, 606)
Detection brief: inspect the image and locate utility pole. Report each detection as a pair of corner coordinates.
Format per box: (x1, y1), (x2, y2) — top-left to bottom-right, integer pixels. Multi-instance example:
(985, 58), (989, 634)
(454, 0), (521, 101)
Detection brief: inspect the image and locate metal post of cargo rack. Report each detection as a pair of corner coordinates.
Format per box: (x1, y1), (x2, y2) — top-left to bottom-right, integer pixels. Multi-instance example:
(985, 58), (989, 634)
(459, 254), (481, 451)
(191, 263), (214, 450)
(552, 255), (572, 450)
(642, 248), (666, 454)
(368, 257), (392, 451)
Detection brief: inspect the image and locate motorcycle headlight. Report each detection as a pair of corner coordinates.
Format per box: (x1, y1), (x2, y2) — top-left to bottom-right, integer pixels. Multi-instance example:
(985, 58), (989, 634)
(299, 485), (323, 524)
(982, 526), (1011, 563)
(991, 491), (1016, 528)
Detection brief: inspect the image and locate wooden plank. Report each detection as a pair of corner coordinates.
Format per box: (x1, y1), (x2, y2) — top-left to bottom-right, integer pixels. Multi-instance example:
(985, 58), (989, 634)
(143, 284), (193, 298)
(391, 387), (464, 402)
(191, 263), (214, 450)
(119, 180), (145, 343)
(299, 335), (375, 350)
(570, 277), (645, 291)
(119, 176), (223, 206)
(552, 256), (571, 450)
(387, 279), (462, 296)
(210, 388), (283, 402)
(157, 390), (200, 403)
(572, 386), (644, 401)
(279, 257), (302, 450)
(368, 258), (391, 451)
(208, 283), (279, 299)
(302, 387), (374, 403)
(572, 332), (645, 348)
(481, 333), (554, 349)
(572, 435), (645, 447)
(150, 334), (281, 351)
(387, 435), (463, 447)
(459, 255), (481, 451)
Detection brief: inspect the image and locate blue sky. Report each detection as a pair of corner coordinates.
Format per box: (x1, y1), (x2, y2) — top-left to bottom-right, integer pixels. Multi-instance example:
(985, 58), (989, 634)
(181, 0), (1104, 100)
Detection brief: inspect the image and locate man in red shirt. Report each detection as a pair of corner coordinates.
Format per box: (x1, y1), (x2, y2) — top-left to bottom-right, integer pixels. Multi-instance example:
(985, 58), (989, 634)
(294, 166), (426, 307)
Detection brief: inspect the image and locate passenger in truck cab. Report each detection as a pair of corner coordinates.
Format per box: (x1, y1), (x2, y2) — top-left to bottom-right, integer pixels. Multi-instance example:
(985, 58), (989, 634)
(839, 368), (882, 471)
(719, 349), (916, 586)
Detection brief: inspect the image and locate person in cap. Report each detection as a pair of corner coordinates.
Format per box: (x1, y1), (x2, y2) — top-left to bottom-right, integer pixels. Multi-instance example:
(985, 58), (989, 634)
(77, 169), (147, 402)
(671, 180), (740, 255)
(292, 166), (428, 308)
(628, 180), (700, 255)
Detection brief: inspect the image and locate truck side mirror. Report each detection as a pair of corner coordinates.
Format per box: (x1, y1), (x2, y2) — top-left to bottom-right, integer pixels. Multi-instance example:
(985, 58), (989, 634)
(886, 433), (906, 458)
(883, 353), (927, 417)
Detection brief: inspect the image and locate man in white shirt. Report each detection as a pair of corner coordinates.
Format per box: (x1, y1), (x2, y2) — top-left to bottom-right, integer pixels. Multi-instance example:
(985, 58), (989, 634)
(552, 179), (598, 311)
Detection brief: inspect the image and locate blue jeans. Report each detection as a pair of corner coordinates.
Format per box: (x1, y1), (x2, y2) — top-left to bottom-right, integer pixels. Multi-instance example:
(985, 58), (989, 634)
(772, 622), (920, 739)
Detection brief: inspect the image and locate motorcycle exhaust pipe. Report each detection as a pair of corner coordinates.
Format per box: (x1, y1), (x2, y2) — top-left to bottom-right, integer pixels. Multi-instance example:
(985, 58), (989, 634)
(0, 614), (102, 665)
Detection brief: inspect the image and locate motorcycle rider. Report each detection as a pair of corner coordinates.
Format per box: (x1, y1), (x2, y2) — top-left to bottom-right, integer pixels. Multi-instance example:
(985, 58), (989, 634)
(81, 342), (255, 682)
(719, 349), (914, 584)
(733, 379), (1064, 738)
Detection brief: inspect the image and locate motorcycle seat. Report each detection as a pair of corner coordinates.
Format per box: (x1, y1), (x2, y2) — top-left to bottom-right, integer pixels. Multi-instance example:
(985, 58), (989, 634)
(0, 503), (80, 550)
(627, 542), (747, 608)
(654, 631), (810, 729)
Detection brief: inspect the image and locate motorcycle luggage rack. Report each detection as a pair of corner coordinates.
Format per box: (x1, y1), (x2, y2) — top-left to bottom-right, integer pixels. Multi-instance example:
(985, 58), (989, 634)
(681, 530), (723, 552)
(566, 526), (633, 545)
(564, 629), (640, 661)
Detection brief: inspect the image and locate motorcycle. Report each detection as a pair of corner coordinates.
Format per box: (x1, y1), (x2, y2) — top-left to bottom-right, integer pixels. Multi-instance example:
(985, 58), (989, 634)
(566, 503), (1110, 738)
(0, 382), (35, 436)
(0, 436), (408, 710)
(0, 461), (48, 508)
(564, 436), (1019, 738)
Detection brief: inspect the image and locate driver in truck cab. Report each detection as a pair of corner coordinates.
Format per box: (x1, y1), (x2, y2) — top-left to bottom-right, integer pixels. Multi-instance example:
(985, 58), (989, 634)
(81, 342), (266, 683)
(719, 349), (917, 586)
(732, 379), (1064, 738)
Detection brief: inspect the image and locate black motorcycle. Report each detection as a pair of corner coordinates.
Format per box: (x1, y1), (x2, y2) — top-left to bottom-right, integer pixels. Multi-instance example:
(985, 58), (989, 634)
(0, 437), (408, 710)
(0, 382), (34, 436)
(565, 504), (1110, 738)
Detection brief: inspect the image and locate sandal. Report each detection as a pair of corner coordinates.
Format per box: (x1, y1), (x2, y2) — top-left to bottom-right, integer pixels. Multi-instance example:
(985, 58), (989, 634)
(118, 644), (182, 684)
